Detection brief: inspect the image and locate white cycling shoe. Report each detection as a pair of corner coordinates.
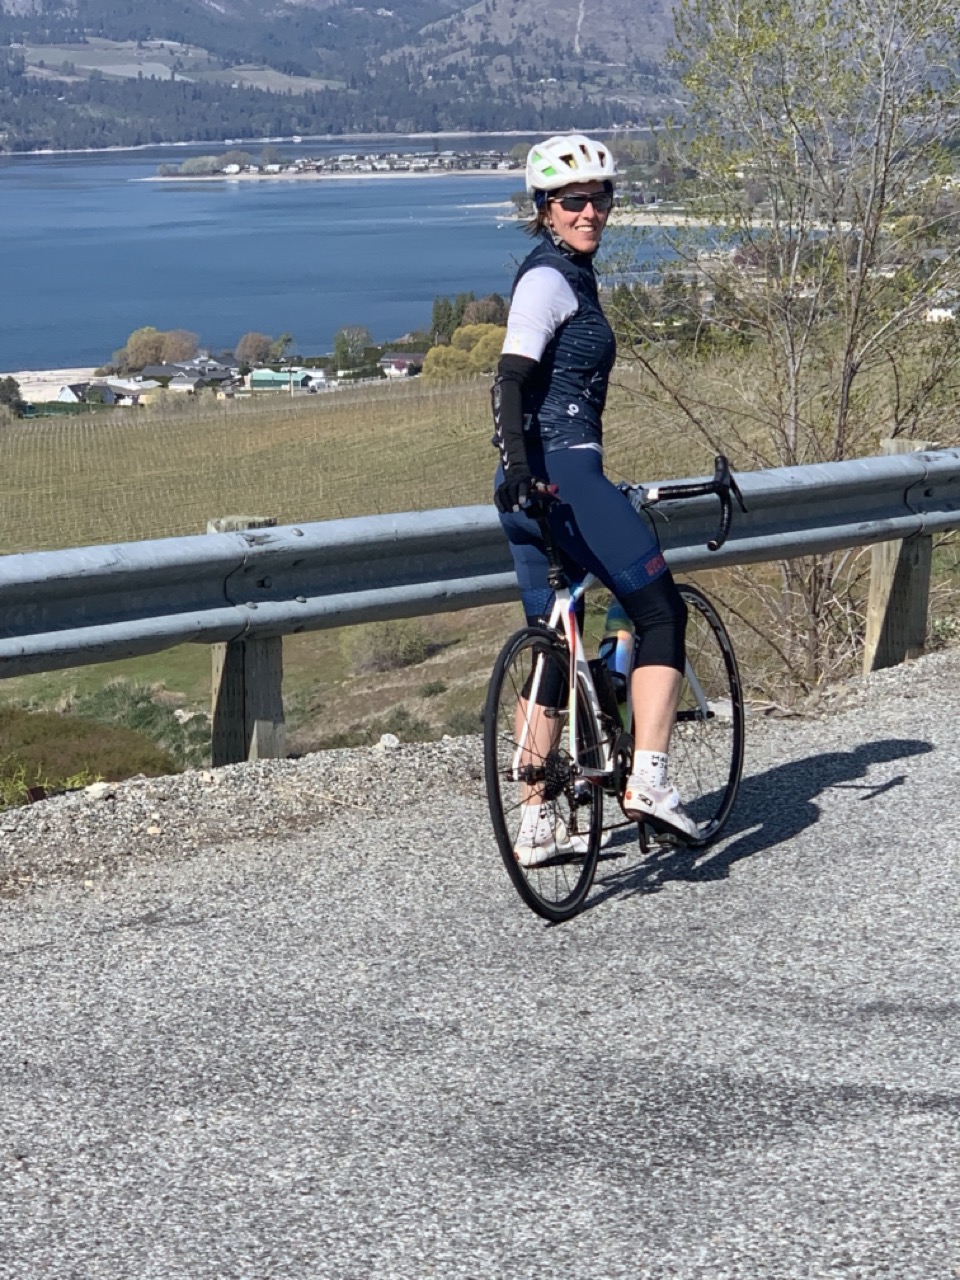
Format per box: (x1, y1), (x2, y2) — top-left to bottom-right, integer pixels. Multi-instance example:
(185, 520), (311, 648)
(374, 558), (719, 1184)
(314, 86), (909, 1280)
(514, 803), (593, 868)
(519, 803), (586, 865)
(622, 780), (700, 843)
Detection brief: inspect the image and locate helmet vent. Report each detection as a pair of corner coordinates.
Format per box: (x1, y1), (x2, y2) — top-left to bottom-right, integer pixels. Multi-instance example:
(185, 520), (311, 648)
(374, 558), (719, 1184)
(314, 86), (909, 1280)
(524, 133), (618, 195)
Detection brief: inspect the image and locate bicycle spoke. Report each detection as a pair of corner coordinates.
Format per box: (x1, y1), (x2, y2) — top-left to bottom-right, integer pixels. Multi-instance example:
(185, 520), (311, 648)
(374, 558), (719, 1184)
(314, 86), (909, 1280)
(671, 585), (745, 845)
(484, 628), (603, 921)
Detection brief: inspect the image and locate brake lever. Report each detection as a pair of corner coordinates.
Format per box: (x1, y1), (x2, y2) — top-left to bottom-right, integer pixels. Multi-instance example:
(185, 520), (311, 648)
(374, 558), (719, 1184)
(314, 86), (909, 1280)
(707, 491), (732, 552)
(707, 454), (740, 551)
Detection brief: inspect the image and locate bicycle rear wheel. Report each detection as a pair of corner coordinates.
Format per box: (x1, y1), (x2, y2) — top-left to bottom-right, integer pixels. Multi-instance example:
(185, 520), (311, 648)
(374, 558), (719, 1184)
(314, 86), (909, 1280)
(484, 627), (604, 922)
(672, 584), (745, 847)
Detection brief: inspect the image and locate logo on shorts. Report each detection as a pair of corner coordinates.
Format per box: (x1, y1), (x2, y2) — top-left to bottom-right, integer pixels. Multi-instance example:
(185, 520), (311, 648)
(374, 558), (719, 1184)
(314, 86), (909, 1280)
(645, 553), (666, 576)
(566, 403), (580, 416)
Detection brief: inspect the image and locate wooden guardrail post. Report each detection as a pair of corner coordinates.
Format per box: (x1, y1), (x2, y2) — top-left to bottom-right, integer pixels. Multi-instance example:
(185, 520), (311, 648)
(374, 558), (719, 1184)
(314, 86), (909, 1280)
(863, 440), (932, 674)
(207, 516), (286, 766)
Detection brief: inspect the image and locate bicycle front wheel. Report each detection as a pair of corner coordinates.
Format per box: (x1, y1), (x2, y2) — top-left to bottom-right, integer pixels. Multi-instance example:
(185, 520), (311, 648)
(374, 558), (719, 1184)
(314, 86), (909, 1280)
(483, 627), (604, 922)
(672, 584), (745, 847)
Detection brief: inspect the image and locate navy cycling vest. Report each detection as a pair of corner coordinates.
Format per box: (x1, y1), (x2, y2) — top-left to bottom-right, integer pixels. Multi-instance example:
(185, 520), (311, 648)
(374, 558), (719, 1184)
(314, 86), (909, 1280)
(512, 231), (616, 453)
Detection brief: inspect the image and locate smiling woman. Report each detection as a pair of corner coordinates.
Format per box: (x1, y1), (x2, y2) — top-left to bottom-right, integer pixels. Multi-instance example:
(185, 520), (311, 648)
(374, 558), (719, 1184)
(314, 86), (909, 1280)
(491, 132), (701, 858)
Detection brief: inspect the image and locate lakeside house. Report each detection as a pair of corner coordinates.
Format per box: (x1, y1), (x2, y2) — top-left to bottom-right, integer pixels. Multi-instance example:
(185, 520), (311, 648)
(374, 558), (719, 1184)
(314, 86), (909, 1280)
(57, 382), (97, 404)
(379, 352), (426, 378)
(57, 377), (162, 406)
(249, 367), (326, 392)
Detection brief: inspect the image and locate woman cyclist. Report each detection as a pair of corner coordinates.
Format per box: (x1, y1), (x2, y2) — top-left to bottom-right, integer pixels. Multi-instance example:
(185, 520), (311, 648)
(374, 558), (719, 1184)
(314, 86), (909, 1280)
(492, 132), (697, 864)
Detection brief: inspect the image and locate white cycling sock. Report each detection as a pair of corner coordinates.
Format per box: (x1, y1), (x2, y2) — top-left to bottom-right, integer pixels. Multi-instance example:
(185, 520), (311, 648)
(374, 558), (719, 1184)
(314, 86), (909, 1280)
(631, 750), (669, 791)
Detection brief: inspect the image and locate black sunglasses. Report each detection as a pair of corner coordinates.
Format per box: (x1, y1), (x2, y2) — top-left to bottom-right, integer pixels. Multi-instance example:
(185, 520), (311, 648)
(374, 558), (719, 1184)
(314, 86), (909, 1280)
(549, 192), (615, 213)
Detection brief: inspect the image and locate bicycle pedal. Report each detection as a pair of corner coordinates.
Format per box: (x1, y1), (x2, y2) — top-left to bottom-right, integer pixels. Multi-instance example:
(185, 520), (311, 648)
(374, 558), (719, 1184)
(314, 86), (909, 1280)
(652, 831), (684, 849)
(637, 821), (685, 855)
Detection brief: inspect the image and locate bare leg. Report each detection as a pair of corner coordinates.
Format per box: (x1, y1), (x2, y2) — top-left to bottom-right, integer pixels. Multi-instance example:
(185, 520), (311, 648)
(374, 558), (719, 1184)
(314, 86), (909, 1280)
(514, 696), (561, 805)
(624, 663), (699, 839)
(630, 664), (682, 754)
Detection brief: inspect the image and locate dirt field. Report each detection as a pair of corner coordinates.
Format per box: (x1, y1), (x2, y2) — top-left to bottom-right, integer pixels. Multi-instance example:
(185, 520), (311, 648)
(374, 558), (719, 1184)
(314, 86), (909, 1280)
(2, 368), (98, 403)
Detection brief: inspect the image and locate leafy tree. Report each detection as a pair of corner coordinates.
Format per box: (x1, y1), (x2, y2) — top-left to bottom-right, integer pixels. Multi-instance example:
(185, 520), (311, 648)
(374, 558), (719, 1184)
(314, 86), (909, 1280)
(234, 332), (274, 365)
(462, 293), (509, 326)
(113, 326), (200, 371)
(269, 332), (294, 362)
(115, 326), (165, 371)
(429, 295), (455, 345)
(0, 375), (23, 415)
(160, 329), (199, 363)
(178, 155), (223, 177)
(220, 149), (252, 170)
(623, 0), (960, 689)
(333, 325), (374, 371)
(421, 345), (473, 379)
(451, 292), (476, 332)
(429, 292), (484, 344)
(423, 324), (506, 378)
(608, 281), (653, 346)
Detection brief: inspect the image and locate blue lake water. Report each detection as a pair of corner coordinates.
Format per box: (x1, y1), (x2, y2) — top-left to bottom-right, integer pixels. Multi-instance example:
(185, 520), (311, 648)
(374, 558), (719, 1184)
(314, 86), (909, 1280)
(0, 138), (658, 370)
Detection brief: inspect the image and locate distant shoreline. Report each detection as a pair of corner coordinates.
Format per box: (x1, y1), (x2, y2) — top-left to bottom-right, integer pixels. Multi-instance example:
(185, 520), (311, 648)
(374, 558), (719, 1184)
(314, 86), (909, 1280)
(143, 167), (522, 184)
(1, 130), (543, 161)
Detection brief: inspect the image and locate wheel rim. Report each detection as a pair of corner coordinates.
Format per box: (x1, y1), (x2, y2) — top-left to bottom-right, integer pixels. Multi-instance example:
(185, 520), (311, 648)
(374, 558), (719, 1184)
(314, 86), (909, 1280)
(485, 630), (603, 919)
(671, 586), (744, 844)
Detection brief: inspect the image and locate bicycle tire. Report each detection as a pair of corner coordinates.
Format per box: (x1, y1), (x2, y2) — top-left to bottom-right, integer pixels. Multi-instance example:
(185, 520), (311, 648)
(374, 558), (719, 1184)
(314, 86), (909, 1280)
(484, 626), (604, 922)
(672, 583), (745, 847)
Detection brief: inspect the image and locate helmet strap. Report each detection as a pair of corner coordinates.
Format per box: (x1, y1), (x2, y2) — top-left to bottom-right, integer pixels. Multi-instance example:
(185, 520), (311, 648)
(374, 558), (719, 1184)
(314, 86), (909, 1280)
(543, 226), (598, 259)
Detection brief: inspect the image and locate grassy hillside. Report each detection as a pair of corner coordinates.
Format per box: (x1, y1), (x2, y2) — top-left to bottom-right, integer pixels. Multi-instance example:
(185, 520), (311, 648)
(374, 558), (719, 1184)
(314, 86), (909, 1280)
(0, 371), (708, 768)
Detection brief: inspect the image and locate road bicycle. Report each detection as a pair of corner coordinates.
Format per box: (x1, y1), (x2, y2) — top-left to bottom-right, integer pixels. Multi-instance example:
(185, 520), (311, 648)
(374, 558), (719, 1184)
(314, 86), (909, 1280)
(483, 456), (747, 922)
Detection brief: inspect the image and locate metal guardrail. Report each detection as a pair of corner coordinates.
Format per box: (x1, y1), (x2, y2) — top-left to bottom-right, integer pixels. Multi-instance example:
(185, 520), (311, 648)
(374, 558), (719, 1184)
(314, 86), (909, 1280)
(1, 448), (959, 680)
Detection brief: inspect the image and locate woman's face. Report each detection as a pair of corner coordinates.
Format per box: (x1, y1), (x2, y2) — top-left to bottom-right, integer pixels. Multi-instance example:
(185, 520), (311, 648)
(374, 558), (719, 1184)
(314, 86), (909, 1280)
(544, 180), (613, 254)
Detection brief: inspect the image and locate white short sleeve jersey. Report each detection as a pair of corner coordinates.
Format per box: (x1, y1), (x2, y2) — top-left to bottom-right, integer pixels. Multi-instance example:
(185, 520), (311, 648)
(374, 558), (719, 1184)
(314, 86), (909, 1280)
(501, 266), (579, 362)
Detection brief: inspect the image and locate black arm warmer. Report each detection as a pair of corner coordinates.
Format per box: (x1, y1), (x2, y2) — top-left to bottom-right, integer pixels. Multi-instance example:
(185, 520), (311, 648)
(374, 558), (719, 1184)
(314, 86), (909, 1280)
(491, 354), (538, 475)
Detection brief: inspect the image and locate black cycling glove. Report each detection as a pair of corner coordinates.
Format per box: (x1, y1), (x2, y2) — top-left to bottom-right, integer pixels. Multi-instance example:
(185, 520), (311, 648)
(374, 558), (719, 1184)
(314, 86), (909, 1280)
(492, 354), (539, 514)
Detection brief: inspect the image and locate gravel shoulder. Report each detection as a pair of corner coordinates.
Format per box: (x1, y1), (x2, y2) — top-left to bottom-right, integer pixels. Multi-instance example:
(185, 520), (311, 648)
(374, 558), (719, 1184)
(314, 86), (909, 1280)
(3, 644), (957, 899)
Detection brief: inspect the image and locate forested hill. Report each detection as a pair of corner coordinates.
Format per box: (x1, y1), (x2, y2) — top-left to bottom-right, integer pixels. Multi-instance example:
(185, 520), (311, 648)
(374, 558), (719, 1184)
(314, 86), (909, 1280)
(0, 0), (675, 151)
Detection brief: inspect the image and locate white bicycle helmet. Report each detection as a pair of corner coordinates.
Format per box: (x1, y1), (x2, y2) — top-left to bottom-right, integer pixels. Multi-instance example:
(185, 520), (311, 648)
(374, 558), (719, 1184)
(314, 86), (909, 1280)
(525, 133), (618, 197)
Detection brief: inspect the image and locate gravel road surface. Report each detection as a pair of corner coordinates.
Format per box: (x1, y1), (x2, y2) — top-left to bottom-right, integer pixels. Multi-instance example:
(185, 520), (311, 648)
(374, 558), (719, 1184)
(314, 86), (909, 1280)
(2, 650), (959, 1279)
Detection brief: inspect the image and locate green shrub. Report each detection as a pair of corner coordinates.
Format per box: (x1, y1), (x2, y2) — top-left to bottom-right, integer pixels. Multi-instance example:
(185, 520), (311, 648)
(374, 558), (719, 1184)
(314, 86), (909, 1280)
(419, 679), (448, 697)
(0, 705), (179, 809)
(0, 755), (100, 809)
(343, 619), (433, 673)
(63, 680), (210, 768)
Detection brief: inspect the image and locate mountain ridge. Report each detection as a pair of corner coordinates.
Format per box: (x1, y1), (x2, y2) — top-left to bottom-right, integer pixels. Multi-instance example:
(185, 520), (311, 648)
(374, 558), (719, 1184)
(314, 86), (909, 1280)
(0, 0), (678, 149)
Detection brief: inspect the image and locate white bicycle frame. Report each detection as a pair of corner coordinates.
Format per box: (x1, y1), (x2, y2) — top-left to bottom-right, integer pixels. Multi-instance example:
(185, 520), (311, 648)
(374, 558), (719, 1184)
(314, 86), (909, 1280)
(510, 569), (712, 787)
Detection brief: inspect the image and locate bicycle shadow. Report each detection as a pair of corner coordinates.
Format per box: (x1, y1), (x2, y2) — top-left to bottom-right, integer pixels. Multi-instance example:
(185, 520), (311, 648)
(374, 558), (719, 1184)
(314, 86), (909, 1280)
(589, 736), (934, 908)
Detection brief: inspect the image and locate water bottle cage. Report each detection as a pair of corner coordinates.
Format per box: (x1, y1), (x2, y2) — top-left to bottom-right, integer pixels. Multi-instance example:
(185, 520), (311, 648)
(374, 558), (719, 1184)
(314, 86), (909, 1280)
(588, 658), (623, 725)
